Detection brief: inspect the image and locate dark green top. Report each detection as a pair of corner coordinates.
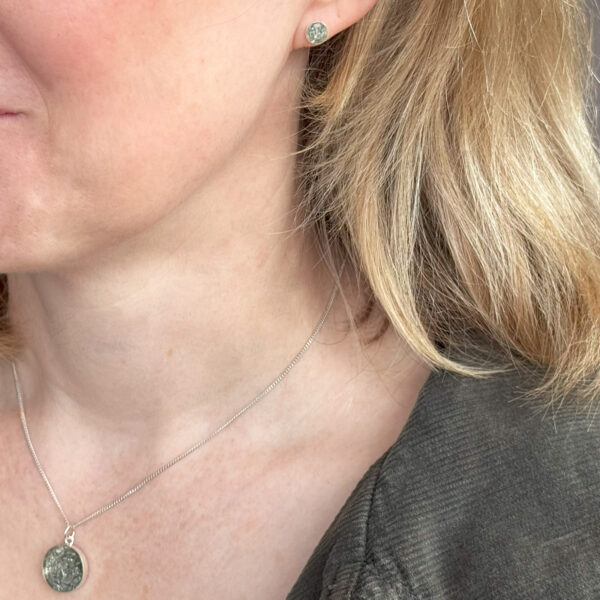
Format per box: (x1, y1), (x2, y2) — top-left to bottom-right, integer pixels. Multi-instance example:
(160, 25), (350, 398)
(286, 349), (600, 599)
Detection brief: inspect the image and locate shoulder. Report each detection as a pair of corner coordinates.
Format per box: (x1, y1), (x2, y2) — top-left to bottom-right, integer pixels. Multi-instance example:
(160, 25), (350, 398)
(289, 360), (600, 599)
(366, 364), (600, 598)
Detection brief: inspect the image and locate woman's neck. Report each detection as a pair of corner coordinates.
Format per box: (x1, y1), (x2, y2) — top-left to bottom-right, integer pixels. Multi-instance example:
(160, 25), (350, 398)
(5, 227), (349, 441)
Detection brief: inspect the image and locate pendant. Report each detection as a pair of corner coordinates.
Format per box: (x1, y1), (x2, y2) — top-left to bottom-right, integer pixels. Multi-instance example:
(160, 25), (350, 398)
(42, 526), (88, 592)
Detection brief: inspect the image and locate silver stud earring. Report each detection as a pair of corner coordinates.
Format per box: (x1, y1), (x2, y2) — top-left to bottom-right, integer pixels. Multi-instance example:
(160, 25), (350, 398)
(305, 22), (329, 46)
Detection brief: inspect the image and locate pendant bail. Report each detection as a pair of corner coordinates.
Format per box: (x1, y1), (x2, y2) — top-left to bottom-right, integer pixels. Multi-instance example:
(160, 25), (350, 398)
(64, 524), (75, 547)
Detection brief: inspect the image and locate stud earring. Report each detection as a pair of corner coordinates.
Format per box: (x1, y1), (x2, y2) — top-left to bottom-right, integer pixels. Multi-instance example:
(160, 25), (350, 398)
(305, 22), (329, 46)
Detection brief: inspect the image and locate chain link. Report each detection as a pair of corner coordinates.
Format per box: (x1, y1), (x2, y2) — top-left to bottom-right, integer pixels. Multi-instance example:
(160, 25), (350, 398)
(11, 274), (340, 540)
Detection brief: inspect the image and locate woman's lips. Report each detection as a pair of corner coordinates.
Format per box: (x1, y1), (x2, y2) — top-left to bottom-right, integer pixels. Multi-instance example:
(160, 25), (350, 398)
(0, 110), (21, 118)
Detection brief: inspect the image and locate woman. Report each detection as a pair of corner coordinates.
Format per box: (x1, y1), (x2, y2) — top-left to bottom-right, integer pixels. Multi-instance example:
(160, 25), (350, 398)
(0, 0), (598, 597)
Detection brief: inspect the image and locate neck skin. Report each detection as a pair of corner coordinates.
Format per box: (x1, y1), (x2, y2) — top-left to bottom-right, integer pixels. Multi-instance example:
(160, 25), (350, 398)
(2, 66), (423, 491)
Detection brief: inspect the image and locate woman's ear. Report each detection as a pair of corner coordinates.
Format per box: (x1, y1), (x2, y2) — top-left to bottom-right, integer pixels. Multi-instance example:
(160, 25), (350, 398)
(292, 0), (379, 49)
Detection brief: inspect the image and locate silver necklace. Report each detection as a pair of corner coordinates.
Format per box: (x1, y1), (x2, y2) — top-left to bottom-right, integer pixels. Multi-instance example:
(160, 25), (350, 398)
(10, 281), (339, 593)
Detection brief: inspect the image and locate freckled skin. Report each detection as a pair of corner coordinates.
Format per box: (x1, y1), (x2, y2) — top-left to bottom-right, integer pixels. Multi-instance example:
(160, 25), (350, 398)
(0, 1), (400, 597)
(0, 0), (300, 270)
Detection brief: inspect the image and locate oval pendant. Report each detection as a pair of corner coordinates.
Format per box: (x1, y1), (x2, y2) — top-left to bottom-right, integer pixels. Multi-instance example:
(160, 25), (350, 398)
(42, 544), (88, 592)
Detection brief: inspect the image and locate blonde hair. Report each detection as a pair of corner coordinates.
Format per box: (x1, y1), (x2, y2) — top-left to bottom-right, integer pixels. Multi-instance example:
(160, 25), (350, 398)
(293, 0), (600, 412)
(2, 0), (600, 412)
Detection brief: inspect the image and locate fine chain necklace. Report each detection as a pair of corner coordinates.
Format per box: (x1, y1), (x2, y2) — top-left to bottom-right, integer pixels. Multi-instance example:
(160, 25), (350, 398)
(10, 278), (340, 593)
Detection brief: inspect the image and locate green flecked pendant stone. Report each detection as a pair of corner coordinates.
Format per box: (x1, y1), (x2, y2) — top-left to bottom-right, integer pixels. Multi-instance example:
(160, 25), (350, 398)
(42, 544), (87, 592)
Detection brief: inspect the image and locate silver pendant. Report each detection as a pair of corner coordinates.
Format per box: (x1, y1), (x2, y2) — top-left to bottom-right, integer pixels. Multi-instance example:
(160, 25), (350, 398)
(42, 526), (88, 592)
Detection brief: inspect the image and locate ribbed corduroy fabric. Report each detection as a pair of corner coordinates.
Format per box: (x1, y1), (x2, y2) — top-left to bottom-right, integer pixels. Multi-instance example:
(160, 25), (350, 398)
(286, 352), (600, 599)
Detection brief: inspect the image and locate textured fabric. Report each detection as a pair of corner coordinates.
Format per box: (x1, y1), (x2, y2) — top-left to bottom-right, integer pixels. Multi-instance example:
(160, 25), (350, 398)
(286, 351), (600, 599)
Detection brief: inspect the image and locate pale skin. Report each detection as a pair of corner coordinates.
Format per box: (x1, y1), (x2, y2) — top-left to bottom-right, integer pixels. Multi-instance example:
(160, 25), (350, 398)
(0, 0), (432, 597)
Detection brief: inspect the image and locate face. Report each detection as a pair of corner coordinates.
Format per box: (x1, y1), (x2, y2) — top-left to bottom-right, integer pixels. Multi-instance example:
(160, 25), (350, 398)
(0, 0), (305, 270)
